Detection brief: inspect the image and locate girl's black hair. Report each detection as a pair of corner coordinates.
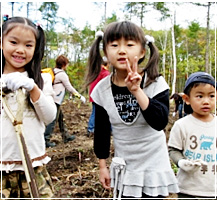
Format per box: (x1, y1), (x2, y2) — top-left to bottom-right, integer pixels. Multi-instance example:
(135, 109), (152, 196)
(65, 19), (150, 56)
(86, 21), (160, 87)
(2, 17), (45, 90)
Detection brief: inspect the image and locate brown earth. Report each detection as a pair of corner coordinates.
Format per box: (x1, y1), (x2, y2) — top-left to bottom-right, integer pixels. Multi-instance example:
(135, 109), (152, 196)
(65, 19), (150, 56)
(46, 98), (178, 199)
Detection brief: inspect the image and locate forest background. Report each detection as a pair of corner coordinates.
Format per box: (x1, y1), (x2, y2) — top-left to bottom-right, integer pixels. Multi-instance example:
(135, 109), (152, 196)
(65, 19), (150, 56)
(1, 2), (216, 198)
(2, 2), (216, 95)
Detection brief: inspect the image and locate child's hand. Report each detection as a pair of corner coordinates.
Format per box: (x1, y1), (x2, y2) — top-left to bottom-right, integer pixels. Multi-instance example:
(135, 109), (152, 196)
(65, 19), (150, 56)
(99, 166), (111, 190)
(4, 72), (35, 92)
(178, 159), (202, 173)
(125, 56), (142, 93)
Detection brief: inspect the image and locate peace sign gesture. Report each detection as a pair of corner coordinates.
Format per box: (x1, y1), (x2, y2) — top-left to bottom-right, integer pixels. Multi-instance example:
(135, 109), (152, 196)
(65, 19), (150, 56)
(125, 56), (142, 93)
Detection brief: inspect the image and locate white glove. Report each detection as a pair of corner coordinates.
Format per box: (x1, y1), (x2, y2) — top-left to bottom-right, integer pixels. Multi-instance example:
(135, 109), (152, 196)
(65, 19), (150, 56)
(193, 159), (208, 166)
(178, 159), (203, 173)
(69, 94), (73, 100)
(4, 72), (35, 92)
(80, 95), (86, 104)
(172, 112), (176, 117)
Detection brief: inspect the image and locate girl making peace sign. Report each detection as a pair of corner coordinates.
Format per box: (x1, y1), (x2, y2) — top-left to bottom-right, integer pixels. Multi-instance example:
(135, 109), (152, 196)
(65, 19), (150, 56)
(86, 21), (179, 198)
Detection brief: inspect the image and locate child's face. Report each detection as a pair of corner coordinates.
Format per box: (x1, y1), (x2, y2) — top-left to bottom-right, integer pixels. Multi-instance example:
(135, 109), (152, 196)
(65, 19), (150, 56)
(184, 83), (216, 121)
(3, 26), (36, 73)
(105, 37), (145, 72)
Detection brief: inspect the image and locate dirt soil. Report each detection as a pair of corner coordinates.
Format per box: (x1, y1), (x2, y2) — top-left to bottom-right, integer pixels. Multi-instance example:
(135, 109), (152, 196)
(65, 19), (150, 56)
(46, 99), (178, 199)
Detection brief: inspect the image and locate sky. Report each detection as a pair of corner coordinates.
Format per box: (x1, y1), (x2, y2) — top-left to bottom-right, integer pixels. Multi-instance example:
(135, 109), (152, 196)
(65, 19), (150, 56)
(1, 1), (216, 31)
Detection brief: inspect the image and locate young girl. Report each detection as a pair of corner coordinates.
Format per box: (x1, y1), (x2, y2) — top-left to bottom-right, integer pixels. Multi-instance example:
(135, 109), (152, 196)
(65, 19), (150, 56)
(86, 21), (179, 198)
(1, 17), (56, 198)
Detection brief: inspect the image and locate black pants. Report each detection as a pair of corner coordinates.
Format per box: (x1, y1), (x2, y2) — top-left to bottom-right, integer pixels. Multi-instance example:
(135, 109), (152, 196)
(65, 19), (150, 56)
(44, 103), (66, 141)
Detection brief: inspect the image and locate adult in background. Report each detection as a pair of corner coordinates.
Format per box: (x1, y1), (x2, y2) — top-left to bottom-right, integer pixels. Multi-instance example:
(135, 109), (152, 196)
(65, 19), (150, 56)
(44, 55), (86, 147)
(170, 92), (184, 118)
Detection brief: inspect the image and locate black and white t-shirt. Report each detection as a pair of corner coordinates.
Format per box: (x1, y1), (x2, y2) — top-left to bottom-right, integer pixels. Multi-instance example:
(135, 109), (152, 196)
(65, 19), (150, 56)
(112, 83), (139, 123)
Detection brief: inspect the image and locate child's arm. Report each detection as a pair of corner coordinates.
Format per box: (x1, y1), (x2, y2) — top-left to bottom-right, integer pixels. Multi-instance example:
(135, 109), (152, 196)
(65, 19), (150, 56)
(168, 146), (185, 166)
(94, 103), (111, 158)
(169, 146), (206, 172)
(168, 120), (206, 173)
(141, 89), (169, 131)
(3, 72), (56, 125)
(29, 84), (41, 102)
(31, 73), (57, 125)
(170, 147), (204, 173)
(94, 104), (111, 189)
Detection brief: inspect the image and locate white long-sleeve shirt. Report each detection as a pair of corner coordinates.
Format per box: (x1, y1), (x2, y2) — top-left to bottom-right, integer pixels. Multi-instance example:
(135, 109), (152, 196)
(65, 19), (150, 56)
(1, 72), (56, 172)
(52, 68), (79, 105)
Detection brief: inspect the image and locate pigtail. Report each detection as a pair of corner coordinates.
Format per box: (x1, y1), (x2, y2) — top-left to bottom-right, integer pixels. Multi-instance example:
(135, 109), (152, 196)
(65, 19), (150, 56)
(85, 33), (103, 88)
(25, 22), (45, 107)
(143, 41), (160, 87)
(28, 24), (45, 90)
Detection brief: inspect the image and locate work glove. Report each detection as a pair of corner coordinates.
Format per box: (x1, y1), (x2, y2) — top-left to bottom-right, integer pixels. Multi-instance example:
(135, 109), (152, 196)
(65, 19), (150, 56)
(80, 95), (86, 104)
(178, 159), (206, 173)
(74, 93), (86, 104)
(4, 72), (35, 92)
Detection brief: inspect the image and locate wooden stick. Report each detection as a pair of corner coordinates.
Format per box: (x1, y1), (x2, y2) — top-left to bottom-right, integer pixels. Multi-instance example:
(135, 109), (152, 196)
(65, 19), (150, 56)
(2, 89), (40, 199)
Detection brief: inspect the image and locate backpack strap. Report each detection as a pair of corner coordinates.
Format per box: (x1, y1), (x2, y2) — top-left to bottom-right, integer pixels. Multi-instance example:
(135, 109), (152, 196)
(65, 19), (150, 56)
(53, 69), (64, 85)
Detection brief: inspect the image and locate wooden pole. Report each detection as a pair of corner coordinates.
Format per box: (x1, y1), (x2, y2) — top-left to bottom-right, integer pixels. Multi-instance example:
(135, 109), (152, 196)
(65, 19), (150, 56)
(2, 89), (40, 199)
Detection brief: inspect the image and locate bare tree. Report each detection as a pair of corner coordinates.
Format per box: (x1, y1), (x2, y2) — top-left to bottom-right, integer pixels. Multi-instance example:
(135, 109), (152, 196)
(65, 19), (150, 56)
(171, 5), (177, 95)
(104, 2), (107, 24)
(10, 2), (15, 17)
(158, 31), (168, 78)
(193, 2), (213, 73)
(205, 2), (211, 73)
(94, 2), (107, 25)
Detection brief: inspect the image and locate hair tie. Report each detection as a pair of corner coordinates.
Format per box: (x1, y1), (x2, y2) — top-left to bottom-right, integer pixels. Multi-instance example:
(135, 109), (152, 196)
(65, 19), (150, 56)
(33, 20), (41, 29)
(145, 35), (155, 45)
(102, 56), (107, 62)
(95, 30), (104, 39)
(3, 14), (9, 22)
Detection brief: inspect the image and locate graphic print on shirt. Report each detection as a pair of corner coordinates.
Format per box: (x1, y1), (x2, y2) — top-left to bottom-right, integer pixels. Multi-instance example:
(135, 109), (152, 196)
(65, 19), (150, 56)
(184, 133), (216, 175)
(113, 93), (139, 123)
